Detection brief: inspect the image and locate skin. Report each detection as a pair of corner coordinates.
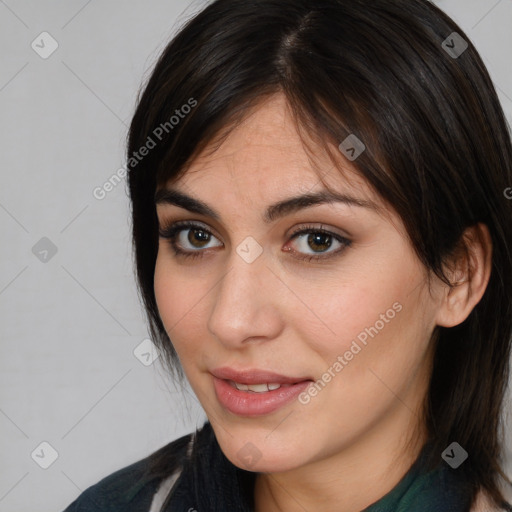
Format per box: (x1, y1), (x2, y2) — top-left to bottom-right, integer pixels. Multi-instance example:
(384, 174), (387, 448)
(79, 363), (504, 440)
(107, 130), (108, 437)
(154, 93), (492, 512)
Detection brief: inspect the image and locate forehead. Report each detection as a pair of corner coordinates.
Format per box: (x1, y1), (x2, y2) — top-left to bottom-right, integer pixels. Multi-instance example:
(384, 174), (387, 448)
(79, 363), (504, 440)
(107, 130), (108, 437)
(166, 93), (381, 210)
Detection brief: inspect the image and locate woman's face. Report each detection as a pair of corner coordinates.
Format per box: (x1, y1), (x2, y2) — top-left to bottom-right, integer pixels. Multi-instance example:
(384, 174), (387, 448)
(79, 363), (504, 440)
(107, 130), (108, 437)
(154, 93), (445, 473)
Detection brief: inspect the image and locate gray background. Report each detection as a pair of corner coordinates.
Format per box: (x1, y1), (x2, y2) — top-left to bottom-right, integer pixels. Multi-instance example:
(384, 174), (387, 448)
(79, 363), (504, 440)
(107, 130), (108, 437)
(0, 1), (511, 510)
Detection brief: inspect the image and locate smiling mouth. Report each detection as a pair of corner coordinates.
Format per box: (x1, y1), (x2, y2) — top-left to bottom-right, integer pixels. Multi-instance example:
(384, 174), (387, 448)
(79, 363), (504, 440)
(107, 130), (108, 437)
(212, 375), (314, 417)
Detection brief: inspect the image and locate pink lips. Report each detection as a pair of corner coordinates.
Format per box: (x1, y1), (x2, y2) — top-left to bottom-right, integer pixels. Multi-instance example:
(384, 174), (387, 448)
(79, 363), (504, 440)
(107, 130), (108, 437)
(211, 367), (313, 417)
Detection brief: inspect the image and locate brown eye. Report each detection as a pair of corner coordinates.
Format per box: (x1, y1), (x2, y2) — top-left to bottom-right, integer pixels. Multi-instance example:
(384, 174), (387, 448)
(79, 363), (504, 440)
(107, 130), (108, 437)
(286, 225), (351, 262)
(186, 227), (212, 248)
(159, 221), (222, 260)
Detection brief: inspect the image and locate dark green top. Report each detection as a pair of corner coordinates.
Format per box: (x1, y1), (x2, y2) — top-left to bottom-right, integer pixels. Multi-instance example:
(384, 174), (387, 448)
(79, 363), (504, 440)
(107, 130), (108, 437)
(62, 422), (509, 511)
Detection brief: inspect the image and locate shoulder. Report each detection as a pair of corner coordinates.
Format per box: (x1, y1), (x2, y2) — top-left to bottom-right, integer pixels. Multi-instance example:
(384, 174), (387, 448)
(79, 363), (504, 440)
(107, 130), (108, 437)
(61, 457), (163, 512)
(62, 432), (194, 512)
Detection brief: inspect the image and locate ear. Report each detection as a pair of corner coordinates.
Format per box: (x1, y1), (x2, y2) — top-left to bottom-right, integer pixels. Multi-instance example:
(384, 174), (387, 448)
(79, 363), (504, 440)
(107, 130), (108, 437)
(435, 223), (492, 328)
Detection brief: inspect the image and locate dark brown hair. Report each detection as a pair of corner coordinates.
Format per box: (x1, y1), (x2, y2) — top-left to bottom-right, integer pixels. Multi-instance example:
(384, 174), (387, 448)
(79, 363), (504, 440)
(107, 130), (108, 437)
(127, 0), (512, 508)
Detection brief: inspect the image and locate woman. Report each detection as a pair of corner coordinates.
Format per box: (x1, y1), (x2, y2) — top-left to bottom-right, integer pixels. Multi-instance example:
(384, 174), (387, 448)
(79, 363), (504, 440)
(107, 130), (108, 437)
(63, 0), (512, 510)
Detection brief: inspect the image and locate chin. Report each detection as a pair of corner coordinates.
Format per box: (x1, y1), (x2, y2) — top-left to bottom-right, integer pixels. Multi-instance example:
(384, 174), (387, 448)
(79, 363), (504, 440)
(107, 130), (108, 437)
(216, 433), (309, 474)
(230, 452), (304, 474)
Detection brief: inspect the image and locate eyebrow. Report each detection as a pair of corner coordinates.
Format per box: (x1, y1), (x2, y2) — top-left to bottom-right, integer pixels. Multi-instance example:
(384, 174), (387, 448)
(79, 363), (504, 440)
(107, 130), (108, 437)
(154, 187), (380, 223)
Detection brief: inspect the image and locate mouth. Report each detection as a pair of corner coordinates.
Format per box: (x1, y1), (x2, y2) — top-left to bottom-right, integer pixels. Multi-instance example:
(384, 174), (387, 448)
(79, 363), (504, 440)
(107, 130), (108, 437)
(210, 367), (314, 416)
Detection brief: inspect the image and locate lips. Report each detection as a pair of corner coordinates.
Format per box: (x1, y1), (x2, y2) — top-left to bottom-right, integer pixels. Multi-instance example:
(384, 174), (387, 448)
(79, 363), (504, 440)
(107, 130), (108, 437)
(210, 367), (314, 416)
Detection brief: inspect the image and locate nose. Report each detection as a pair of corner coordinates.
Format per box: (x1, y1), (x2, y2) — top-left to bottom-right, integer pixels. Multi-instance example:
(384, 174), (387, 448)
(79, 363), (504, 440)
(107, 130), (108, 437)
(206, 248), (284, 348)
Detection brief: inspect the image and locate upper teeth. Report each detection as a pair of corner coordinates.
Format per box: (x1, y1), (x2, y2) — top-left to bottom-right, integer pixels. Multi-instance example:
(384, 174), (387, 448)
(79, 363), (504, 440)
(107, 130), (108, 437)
(230, 381), (284, 392)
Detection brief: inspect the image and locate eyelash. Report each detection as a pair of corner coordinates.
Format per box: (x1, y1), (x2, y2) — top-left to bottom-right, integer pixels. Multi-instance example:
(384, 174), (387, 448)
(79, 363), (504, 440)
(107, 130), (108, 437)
(158, 220), (351, 263)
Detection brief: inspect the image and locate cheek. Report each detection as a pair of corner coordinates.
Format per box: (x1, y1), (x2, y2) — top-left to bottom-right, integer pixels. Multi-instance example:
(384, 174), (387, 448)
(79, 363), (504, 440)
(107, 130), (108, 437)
(292, 254), (432, 381)
(289, 269), (434, 443)
(153, 254), (206, 361)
